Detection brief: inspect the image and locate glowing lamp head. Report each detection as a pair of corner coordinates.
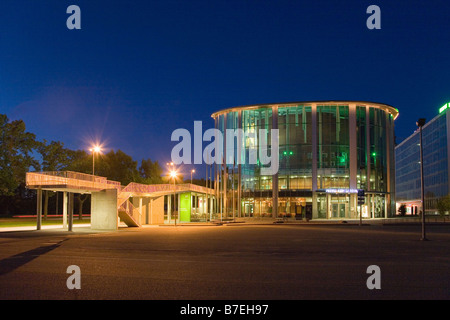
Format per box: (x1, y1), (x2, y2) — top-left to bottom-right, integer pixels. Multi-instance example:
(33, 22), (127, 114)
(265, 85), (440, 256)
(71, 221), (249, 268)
(90, 145), (102, 153)
(170, 171), (177, 178)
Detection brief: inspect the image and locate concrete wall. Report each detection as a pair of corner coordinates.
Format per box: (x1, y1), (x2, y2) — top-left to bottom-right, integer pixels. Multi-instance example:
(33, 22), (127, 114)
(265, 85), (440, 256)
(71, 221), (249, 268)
(91, 189), (118, 230)
(149, 196), (165, 225)
(132, 196), (165, 225)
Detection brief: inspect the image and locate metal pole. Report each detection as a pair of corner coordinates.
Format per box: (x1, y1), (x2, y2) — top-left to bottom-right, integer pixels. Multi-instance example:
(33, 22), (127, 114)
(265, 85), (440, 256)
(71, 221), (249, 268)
(173, 177), (176, 226)
(360, 203), (362, 227)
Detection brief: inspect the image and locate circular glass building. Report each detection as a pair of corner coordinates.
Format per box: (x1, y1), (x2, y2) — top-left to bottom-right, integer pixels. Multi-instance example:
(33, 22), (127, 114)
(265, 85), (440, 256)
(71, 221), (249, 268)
(212, 101), (398, 220)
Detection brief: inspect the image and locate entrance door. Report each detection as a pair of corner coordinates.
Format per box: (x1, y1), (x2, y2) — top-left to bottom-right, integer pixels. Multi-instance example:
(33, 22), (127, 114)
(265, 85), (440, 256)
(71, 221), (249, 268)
(339, 203), (346, 218)
(331, 203), (347, 219)
(332, 203), (339, 218)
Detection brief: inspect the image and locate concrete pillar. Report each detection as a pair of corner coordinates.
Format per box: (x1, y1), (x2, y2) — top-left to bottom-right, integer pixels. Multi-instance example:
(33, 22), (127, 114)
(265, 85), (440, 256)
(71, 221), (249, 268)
(91, 189), (118, 230)
(139, 197), (143, 225)
(63, 191), (68, 228)
(144, 197), (150, 224)
(150, 198), (153, 224)
(68, 193), (74, 232)
(36, 189), (42, 230)
(165, 195), (168, 223)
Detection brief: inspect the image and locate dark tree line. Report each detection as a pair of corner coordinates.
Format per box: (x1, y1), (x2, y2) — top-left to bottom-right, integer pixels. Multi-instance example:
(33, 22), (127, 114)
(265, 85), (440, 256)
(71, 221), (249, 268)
(0, 114), (164, 216)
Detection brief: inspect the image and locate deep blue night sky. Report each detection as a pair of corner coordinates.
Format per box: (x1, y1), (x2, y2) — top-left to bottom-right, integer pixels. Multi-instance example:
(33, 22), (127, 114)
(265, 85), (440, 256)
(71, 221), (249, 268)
(1, 0), (450, 178)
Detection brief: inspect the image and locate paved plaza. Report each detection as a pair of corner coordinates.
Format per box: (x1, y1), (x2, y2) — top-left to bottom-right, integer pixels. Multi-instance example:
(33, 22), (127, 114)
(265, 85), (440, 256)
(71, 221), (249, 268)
(0, 224), (448, 300)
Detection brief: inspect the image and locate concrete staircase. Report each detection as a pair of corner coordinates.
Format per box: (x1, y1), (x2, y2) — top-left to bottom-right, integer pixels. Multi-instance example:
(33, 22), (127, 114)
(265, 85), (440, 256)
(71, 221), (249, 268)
(117, 189), (141, 227)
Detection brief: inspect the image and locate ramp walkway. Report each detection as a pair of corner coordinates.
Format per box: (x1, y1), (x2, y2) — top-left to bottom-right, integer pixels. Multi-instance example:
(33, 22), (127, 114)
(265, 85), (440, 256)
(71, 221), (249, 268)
(26, 171), (214, 229)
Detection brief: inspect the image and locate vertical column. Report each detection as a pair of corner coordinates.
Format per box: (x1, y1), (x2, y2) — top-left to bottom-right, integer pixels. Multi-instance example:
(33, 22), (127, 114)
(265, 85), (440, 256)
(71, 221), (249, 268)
(223, 115), (227, 217)
(446, 108), (450, 202)
(366, 106), (371, 217)
(272, 105), (279, 218)
(177, 193), (181, 223)
(349, 104), (357, 189)
(311, 104), (318, 218)
(36, 188), (42, 230)
(210, 195), (213, 221)
(349, 104), (357, 219)
(237, 110), (242, 218)
(385, 113), (391, 218)
(214, 116), (219, 217)
(63, 191), (68, 228)
(139, 197), (143, 225)
(167, 195), (171, 223)
(150, 198), (153, 225)
(68, 193), (74, 232)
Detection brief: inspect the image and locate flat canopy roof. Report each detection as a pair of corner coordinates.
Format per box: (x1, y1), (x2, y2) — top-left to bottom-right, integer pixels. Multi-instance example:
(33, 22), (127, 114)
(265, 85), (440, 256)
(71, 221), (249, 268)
(211, 100), (399, 120)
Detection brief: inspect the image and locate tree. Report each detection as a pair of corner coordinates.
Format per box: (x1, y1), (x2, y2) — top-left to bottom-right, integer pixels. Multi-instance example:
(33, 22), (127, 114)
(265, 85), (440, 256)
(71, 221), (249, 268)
(38, 140), (72, 219)
(437, 195), (450, 217)
(65, 149), (92, 174)
(77, 194), (89, 220)
(0, 114), (40, 195)
(0, 114), (40, 215)
(139, 159), (163, 184)
(97, 149), (139, 186)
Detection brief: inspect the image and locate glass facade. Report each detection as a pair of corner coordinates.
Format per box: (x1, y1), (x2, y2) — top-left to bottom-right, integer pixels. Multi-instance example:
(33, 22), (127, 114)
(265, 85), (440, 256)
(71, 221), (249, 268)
(395, 110), (450, 213)
(213, 101), (398, 220)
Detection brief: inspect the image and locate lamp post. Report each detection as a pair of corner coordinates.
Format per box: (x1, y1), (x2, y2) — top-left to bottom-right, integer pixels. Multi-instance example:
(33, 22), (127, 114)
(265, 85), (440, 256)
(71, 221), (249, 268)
(191, 169), (195, 184)
(89, 145), (102, 181)
(167, 162), (177, 226)
(170, 170), (178, 226)
(416, 118), (428, 241)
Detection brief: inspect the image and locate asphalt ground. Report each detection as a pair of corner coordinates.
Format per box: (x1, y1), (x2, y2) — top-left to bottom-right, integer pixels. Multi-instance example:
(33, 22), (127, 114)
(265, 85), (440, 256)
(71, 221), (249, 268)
(0, 223), (448, 301)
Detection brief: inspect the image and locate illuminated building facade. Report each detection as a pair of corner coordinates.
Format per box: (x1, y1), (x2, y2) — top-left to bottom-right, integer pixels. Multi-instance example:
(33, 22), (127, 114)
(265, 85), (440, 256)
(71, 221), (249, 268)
(212, 101), (398, 220)
(395, 103), (450, 214)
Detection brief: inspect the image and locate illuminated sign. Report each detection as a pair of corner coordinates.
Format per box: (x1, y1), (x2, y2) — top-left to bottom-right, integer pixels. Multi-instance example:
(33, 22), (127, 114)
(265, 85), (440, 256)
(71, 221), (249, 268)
(325, 188), (359, 194)
(439, 103), (448, 114)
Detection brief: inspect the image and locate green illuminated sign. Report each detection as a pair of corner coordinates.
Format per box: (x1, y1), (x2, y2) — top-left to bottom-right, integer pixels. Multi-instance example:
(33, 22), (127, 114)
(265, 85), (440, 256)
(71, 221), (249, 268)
(180, 192), (191, 222)
(439, 103), (448, 114)
(337, 152), (348, 164)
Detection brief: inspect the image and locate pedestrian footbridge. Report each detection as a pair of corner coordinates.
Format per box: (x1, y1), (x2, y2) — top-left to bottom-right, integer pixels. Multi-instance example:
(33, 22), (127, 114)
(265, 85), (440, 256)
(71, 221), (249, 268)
(26, 171), (214, 231)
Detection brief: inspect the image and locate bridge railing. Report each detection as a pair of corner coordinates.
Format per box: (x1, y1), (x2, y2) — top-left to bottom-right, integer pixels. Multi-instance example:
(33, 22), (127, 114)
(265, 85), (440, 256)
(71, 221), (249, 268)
(26, 171), (122, 191)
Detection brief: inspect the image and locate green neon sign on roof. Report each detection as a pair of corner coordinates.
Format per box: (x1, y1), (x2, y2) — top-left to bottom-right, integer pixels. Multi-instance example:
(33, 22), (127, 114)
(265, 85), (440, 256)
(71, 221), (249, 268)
(439, 103), (449, 114)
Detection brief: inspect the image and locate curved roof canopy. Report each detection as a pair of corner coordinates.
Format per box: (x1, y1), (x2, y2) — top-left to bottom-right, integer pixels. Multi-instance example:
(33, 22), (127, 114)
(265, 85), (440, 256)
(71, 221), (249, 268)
(211, 100), (399, 120)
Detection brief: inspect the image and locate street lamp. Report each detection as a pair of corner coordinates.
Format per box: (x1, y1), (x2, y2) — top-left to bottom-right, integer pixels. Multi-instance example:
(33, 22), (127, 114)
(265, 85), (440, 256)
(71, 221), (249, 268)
(191, 169), (195, 184)
(89, 145), (102, 178)
(169, 168), (178, 226)
(416, 118), (428, 241)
